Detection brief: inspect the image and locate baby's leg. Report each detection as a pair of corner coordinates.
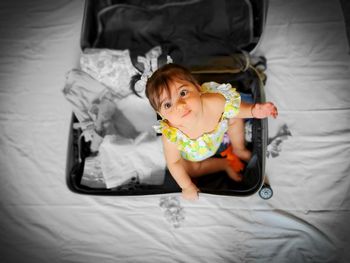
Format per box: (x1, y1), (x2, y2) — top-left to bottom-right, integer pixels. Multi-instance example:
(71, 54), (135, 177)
(181, 157), (242, 182)
(227, 118), (251, 162)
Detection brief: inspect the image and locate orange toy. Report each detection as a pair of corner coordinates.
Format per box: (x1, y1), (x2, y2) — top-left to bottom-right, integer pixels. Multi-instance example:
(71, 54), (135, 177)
(220, 145), (245, 173)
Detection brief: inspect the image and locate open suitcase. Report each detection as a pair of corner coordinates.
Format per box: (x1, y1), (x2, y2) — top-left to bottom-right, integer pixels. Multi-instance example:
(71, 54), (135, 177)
(66, 0), (273, 198)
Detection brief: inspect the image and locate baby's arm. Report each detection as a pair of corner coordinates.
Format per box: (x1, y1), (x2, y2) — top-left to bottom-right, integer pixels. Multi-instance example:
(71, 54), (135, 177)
(161, 135), (199, 201)
(236, 101), (278, 119)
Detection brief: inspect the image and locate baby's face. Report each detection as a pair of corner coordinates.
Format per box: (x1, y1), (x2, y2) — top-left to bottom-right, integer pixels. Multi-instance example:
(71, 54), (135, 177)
(158, 80), (202, 128)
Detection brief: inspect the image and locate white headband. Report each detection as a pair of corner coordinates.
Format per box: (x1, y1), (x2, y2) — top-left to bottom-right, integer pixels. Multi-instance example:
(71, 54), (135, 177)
(134, 46), (173, 96)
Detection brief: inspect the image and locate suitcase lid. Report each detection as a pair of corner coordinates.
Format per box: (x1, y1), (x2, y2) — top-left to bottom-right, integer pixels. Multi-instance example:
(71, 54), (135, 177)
(80, 0), (268, 63)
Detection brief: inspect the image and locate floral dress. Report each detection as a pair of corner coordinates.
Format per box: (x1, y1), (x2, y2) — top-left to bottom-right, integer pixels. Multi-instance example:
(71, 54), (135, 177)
(153, 82), (241, 162)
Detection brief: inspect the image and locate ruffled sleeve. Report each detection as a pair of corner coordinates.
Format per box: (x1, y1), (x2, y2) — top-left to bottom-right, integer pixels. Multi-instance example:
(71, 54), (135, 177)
(153, 120), (179, 143)
(201, 82), (241, 119)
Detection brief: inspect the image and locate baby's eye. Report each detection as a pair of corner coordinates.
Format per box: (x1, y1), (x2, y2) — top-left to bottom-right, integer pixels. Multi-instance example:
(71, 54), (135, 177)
(163, 102), (172, 109)
(180, 89), (188, 97)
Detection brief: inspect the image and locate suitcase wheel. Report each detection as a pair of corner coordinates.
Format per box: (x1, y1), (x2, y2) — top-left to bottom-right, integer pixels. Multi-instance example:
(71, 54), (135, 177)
(259, 184), (273, 200)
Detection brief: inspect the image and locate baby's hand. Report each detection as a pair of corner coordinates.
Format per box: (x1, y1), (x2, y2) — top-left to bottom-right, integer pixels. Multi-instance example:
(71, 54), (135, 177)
(252, 102), (278, 119)
(181, 184), (200, 201)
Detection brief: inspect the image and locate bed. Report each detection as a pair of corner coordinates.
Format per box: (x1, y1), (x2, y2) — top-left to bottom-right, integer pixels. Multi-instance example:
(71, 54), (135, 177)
(0, 0), (349, 262)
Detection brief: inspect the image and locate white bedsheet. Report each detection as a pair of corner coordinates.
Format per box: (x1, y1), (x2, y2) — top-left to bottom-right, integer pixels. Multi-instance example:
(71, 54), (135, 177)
(0, 0), (349, 262)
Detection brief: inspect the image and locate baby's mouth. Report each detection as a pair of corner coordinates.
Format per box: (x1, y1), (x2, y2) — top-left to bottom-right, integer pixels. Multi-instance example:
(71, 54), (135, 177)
(182, 110), (191, 118)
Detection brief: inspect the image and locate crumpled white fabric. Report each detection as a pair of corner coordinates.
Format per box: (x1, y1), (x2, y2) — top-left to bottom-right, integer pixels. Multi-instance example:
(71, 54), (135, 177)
(99, 132), (166, 188)
(80, 155), (106, 188)
(63, 69), (109, 151)
(63, 69), (108, 123)
(80, 48), (139, 98)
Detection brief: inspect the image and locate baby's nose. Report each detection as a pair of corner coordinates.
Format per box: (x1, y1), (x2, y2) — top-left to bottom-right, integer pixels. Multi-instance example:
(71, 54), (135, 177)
(176, 100), (187, 110)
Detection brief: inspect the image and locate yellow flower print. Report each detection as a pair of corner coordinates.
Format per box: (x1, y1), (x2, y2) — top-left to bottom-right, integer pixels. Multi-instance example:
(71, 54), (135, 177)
(164, 126), (178, 143)
(198, 147), (208, 156)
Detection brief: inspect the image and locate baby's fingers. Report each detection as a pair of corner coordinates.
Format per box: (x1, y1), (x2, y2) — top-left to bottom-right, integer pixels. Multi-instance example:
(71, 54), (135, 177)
(269, 105), (278, 118)
(182, 192), (198, 201)
(266, 102), (278, 118)
(272, 107), (278, 118)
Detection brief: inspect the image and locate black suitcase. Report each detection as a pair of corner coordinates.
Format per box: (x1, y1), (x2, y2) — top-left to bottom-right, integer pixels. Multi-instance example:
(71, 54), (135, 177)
(66, 0), (272, 198)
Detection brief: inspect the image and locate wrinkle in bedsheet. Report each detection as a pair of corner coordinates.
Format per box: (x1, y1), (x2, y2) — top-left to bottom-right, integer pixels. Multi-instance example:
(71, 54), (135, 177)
(244, 210), (339, 262)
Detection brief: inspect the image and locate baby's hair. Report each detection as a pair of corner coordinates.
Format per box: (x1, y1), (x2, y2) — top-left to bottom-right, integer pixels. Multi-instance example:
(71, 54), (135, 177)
(145, 63), (199, 111)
